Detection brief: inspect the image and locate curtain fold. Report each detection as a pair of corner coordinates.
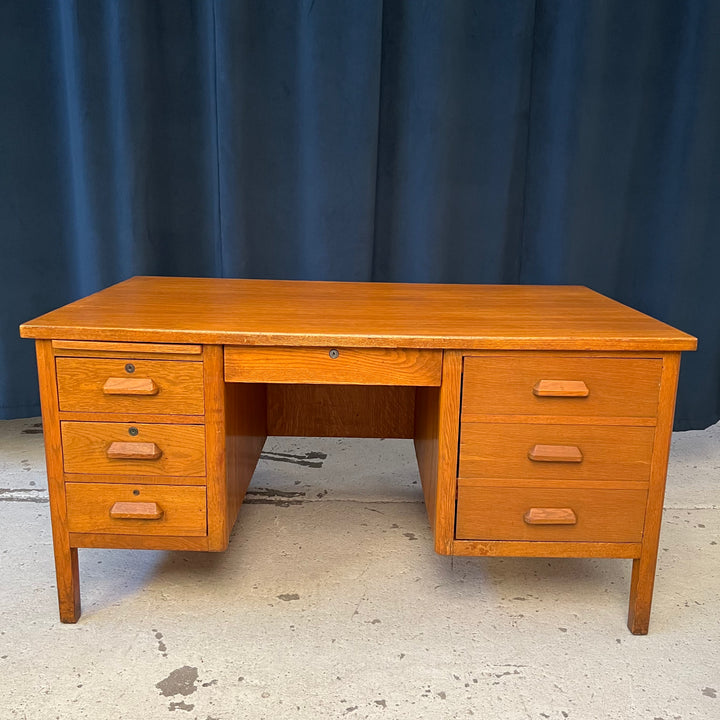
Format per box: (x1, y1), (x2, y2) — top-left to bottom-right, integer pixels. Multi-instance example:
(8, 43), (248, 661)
(1, 0), (718, 429)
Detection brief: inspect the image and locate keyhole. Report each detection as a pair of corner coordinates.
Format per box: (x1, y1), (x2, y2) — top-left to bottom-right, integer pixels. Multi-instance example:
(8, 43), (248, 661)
(133, 489), (140, 496)
(125, 363), (135, 373)
(129, 427), (139, 436)
(329, 349), (339, 359)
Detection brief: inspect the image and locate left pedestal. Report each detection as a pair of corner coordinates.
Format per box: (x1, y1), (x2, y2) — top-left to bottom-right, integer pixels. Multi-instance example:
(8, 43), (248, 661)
(34, 340), (267, 622)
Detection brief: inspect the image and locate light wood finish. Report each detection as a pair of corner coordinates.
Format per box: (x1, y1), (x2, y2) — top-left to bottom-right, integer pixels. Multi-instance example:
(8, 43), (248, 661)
(466, 414), (657, 426)
(451, 540), (642, 559)
(61, 422), (206, 476)
(628, 352), (681, 634)
(459, 423), (654, 482)
(533, 379), (589, 397)
(528, 444), (583, 463)
(462, 355), (663, 419)
(106, 441), (162, 460)
(456, 486), (648, 542)
(59, 411), (203, 424)
(56, 357), (204, 415)
(202, 345), (227, 550)
(21, 279), (696, 630)
(414, 385), (440, 532)
(55, 349), (204, 361)
(222, 380), (267, 548)
(110, 501), (163, 520)
(524, 507), (577, 525)
(433, 350), (463, 554)
(64, 472), (206, 486)
(21, 277), (697, 351)
(66, 483), (207, 536)
(225, 346), (441, 386)
(268, 384), (415, 438)
(204, 345), (267, 551)
(52, 340), (202, 354)
(36, 340), (81, 623)
(459, 477), (648, 490)
(69, 532), (209, 551)
(102, 377), (158, 395)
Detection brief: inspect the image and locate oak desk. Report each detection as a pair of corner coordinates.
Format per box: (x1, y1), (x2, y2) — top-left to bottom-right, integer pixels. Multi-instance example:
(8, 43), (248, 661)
(20, 277), (697, 632)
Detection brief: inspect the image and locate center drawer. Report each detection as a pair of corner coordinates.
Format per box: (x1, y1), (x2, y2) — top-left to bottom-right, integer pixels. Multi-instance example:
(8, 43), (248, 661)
(224, 346), (442, 386)
(61, 422), (206, 476)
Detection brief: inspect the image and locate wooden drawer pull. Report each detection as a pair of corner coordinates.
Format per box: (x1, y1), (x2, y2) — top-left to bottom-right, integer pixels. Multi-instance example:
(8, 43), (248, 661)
(532, 380), (589, 397)
(110, 501), (164, 520)
(523, 507), (577, 525)
(528, 444), (583, 463)
(106, 441), (163, 460)
(103, 377), (159, 396)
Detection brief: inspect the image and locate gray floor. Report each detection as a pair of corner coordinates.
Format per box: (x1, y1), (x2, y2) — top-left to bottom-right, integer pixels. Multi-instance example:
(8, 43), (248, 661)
(1, 418), (718, 720)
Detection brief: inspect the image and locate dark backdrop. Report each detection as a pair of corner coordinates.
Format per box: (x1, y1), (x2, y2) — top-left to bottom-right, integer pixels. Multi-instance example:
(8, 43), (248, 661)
(2, 0), (719, 429)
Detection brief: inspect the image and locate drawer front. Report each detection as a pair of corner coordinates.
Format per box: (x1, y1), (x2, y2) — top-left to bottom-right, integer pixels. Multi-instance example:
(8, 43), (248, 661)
(62, 422), (206, 476)
(456, 485), (648, 542)
(56, 357), (204, 415)
(462, 356), (662, 419)
(224, 347), (442, 386)
(66, 482), (207, 536)
(459, 423), (654, 482)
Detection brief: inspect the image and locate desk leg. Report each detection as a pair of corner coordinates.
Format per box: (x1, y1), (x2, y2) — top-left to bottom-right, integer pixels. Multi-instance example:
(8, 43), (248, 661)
(627, 352), (680, 635)
(53, 533), (81, 624)
(36, 340), (81, 622)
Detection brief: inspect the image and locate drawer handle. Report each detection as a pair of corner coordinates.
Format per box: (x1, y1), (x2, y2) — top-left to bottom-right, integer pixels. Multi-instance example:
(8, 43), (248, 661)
(103, 377), (159, 396)
(528, 444), (583, 463)
(106, 441), (163, 460)
(110, 501), (164, 520)
(532, 380), (589, 397)
(524, 507), (577, 525)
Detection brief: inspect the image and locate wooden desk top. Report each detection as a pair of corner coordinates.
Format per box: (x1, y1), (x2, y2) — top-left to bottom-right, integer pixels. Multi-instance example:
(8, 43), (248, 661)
(20, 276), (696, 351)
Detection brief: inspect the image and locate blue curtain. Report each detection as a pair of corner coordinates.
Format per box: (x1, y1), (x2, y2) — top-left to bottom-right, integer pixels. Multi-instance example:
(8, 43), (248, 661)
(2, 0), (718, 429)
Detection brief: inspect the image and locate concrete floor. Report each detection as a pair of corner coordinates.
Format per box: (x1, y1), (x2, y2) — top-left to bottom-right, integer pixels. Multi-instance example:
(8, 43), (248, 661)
(1, 418), (718, 720)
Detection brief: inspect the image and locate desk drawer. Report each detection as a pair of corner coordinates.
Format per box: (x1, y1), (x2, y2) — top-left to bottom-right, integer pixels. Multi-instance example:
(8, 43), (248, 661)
(66, 482), (207, 536)
(462, 356), (662, 419)
(56, 358), (204, 415)
(61, 422), (206, 476)
(459, 423), (654, 482)
(224, 347), (442, 386)
(456, 485), (647, 542)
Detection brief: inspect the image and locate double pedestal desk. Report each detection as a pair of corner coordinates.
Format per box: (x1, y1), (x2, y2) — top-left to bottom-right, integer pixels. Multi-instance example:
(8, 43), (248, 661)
(20, 277), (696, 632)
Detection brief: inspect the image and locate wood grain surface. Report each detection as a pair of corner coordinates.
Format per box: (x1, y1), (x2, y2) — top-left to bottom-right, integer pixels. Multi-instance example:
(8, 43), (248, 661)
(451, 540), (642, 559)
(225, 346), (442, 385)
(628, 352), (682, 634)
(413, 385), (441, 532)
(66, 482), (207, 536)
(201, 345), (231, 550)
(52, 340), (202, 354)
(267, 384), (415, 438)
(433, 350), (463, 553)
(61, 421), (206, 476)
(219, 376), (267, 550)
(68, 532), (210, 551)
(456, 485), (648, 542)
(459, 423), (654, 482)
(36, 340), (81, 623)
(462, 355), (663, 419)
(20, 277), (697, 350)
(56, 357), (204, 415)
